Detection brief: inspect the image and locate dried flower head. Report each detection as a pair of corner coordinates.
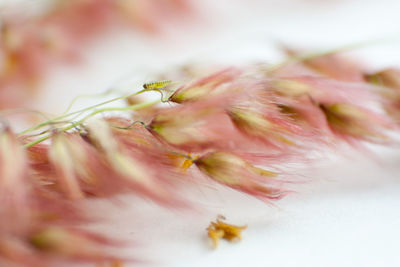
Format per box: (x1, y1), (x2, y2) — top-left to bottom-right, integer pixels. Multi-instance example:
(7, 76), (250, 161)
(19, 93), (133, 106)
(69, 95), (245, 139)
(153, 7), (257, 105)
(207, 215), (247, 248)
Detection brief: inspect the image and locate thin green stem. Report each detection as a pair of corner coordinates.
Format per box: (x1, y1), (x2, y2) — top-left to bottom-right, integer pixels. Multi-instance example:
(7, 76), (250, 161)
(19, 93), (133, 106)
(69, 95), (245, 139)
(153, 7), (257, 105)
(18, 89), (147, 137)
(78, 98), (161, 123)
(62, 87), (129, 115)
(23, 98), (161, 149)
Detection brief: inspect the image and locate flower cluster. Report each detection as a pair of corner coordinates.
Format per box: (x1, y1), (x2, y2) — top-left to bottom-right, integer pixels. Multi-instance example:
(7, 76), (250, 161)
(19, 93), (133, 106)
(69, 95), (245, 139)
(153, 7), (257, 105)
(0, 50), (399, 265)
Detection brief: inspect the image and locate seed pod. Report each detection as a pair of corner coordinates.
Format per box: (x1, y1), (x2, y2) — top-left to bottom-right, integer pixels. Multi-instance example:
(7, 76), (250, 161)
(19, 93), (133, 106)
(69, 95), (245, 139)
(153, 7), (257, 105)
(194, 152), (284, 200)
(227, 107), (298, 148)
(320, 103), (389, 141)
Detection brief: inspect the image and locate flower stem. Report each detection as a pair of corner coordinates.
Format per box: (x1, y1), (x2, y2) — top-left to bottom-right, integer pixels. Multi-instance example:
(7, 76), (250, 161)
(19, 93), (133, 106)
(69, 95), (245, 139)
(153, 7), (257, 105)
(18, 89), (147, 137)
(23, 98), (161, 149)
(77, 98), (162, 123)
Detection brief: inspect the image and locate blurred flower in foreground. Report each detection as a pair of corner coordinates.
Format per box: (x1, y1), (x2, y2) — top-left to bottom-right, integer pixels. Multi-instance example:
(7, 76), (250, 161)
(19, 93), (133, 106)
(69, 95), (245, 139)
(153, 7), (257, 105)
(0, 128), (125, 266)
(0, 0), (194, 109)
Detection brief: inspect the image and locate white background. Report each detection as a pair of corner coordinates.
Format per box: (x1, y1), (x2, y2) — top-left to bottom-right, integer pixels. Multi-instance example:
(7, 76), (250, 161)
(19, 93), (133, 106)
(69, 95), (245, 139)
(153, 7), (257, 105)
(3, 0), (400, 266)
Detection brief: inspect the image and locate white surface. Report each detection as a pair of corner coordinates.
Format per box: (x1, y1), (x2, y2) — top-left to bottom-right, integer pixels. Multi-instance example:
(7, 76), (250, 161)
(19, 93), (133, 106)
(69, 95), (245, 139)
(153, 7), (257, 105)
(11, 0), (400, 266)
(90, 148), (400, 267)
